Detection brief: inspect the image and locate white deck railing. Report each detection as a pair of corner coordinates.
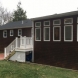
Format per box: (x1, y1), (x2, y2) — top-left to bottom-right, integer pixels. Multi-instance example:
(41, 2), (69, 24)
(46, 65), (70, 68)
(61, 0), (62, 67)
(4, 36), (33, 58)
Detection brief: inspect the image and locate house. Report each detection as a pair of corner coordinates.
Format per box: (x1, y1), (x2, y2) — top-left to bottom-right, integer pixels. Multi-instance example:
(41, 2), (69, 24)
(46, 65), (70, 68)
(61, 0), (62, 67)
(32, 11), (78, 68)
(0, 19), (33, 62)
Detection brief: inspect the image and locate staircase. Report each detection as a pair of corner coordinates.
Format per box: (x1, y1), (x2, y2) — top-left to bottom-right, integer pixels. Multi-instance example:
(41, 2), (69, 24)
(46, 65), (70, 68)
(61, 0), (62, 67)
(4, 36), (33, 61)
(5, 50), (16, 60)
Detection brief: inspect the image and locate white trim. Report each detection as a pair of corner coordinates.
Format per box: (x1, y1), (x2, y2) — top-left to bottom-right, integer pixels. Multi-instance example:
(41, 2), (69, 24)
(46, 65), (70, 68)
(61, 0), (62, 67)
(35, 22), (41, 27)
(32, 21), (34, 62)
(44, 27), (50, 41)
(44, 21), (50, 26)
(35, 28), (41, 41)
(3, 30), (7, 38)
(64, 18), (73, 24)
(53, 19), (61, 25)
(64, 25), (73, 42)
(10, 30), (13, 36)
(53, 26), (61, 41)
(18, 29), (22, 36)
(77, 24), (78, 41)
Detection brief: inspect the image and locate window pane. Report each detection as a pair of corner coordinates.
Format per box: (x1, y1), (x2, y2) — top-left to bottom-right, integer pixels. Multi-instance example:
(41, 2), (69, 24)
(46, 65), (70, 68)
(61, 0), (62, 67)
(64, 18), (72, 24)
(35, 22), (41, 27)
(65, 26), (72, 40)
(53, 20), (60, 25)
(44, 21), (50, 26)
(45, 28), (49, 40)
(54, 27), (60, 40)
(36, 29), (40, 40)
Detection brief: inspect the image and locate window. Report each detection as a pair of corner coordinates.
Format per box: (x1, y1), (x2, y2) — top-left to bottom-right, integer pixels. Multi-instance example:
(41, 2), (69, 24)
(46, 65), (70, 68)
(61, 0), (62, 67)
(18, 29), (22, 36)
(64, 18), (73, 24)
(35, 28), (41, 41)
(10, 30), (14, 36)
(44, 21), (50, 26)
(53, 26), (61, 41)
(53, 19), (61, 25)
(44, 27), (50, 41)
(35, 22), (41, 27)
(3, 30), (7, 38)
(64, 25), (73, 41)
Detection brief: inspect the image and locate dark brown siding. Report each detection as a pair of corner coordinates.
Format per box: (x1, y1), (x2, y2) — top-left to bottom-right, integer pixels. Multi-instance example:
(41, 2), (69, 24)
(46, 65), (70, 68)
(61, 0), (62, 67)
(0, 28), (32, 52)
(34, 15), (78, 69)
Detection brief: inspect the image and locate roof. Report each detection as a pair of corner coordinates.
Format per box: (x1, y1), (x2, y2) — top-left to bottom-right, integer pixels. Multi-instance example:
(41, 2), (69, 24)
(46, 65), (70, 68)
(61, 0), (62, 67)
(0, 19), (32, 30)
(31, 10), (78, 21)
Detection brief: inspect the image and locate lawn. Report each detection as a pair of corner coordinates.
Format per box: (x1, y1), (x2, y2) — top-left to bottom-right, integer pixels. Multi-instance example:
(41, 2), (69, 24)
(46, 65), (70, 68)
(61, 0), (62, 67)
(0, 60), (78, 78)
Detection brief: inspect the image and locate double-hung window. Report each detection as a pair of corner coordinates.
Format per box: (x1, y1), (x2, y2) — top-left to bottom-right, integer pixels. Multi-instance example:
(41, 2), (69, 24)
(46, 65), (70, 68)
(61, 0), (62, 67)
(35, 22), (41, 41)
(44, 21), (50, 41)
(18, 29), (22, 36)
(64, 18), (73, 42)
(10, 30), (14, 36)
(3, 30), (7, 38)
(53, 19), (61, 41)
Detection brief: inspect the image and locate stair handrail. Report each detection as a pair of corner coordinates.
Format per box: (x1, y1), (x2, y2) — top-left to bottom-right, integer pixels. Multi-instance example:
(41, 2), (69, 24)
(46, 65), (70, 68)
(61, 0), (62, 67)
(4, 37), (19, 58)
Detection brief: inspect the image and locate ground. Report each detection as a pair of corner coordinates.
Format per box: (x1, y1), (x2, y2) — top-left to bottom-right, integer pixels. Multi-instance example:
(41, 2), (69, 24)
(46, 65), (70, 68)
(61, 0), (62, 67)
(0, 60), (78, 78)
(0, 53), (4, 60)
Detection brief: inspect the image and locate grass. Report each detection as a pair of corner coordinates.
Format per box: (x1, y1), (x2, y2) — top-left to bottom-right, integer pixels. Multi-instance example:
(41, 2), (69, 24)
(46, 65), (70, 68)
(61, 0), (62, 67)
(0, 60), (78, 78)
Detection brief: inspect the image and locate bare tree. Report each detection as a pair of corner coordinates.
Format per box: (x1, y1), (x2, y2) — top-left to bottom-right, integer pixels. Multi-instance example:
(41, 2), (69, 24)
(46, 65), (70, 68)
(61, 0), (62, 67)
(0, 3), (13, 25)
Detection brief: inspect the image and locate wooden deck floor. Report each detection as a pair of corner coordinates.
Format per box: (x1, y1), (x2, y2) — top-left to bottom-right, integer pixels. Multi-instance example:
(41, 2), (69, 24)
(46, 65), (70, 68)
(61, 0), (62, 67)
(0, 53), (4, 60)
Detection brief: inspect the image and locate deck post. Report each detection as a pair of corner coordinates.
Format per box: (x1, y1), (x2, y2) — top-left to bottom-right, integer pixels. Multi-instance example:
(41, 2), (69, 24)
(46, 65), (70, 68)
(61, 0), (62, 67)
(16, 37), (18, 48)
(24, 36), (26, 48)
(4, 48), (6, 59)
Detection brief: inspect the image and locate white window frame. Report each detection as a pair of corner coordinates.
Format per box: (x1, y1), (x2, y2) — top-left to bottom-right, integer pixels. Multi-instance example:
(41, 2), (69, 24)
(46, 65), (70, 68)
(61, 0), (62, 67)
(44, 27), (50, 41)
(3, 30), (7, 38)
(35, 28), (41, 41)
(44, 21), (50, 26)
(64, 18), (73, 24)
(53, 19), (61, 25)
(18, 29), (22, 36)
(64, 25), (73, 42)
(53, 26), (61, 41)
(35, 22), (41, 27)
(10, 30), (13, 36)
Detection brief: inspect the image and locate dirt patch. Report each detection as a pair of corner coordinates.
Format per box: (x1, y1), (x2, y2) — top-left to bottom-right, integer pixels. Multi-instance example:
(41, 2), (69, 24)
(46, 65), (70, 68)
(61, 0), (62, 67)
(0, 53), (4, 60)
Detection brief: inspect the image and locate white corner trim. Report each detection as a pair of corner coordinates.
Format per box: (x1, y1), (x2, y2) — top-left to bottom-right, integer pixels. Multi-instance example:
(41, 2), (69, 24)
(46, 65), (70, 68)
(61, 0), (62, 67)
(35, 28), (41, 41)
(44, 27), (50, 41)
(44, 20), (50, 26)
(64, 25), (73, 42)
(53, 26), (61, 41)
(77, 24), (78, 42)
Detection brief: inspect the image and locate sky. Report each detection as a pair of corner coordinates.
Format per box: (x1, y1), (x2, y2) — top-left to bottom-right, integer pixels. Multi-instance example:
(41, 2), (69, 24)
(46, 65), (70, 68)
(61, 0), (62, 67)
(0, 0), (78, 18)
